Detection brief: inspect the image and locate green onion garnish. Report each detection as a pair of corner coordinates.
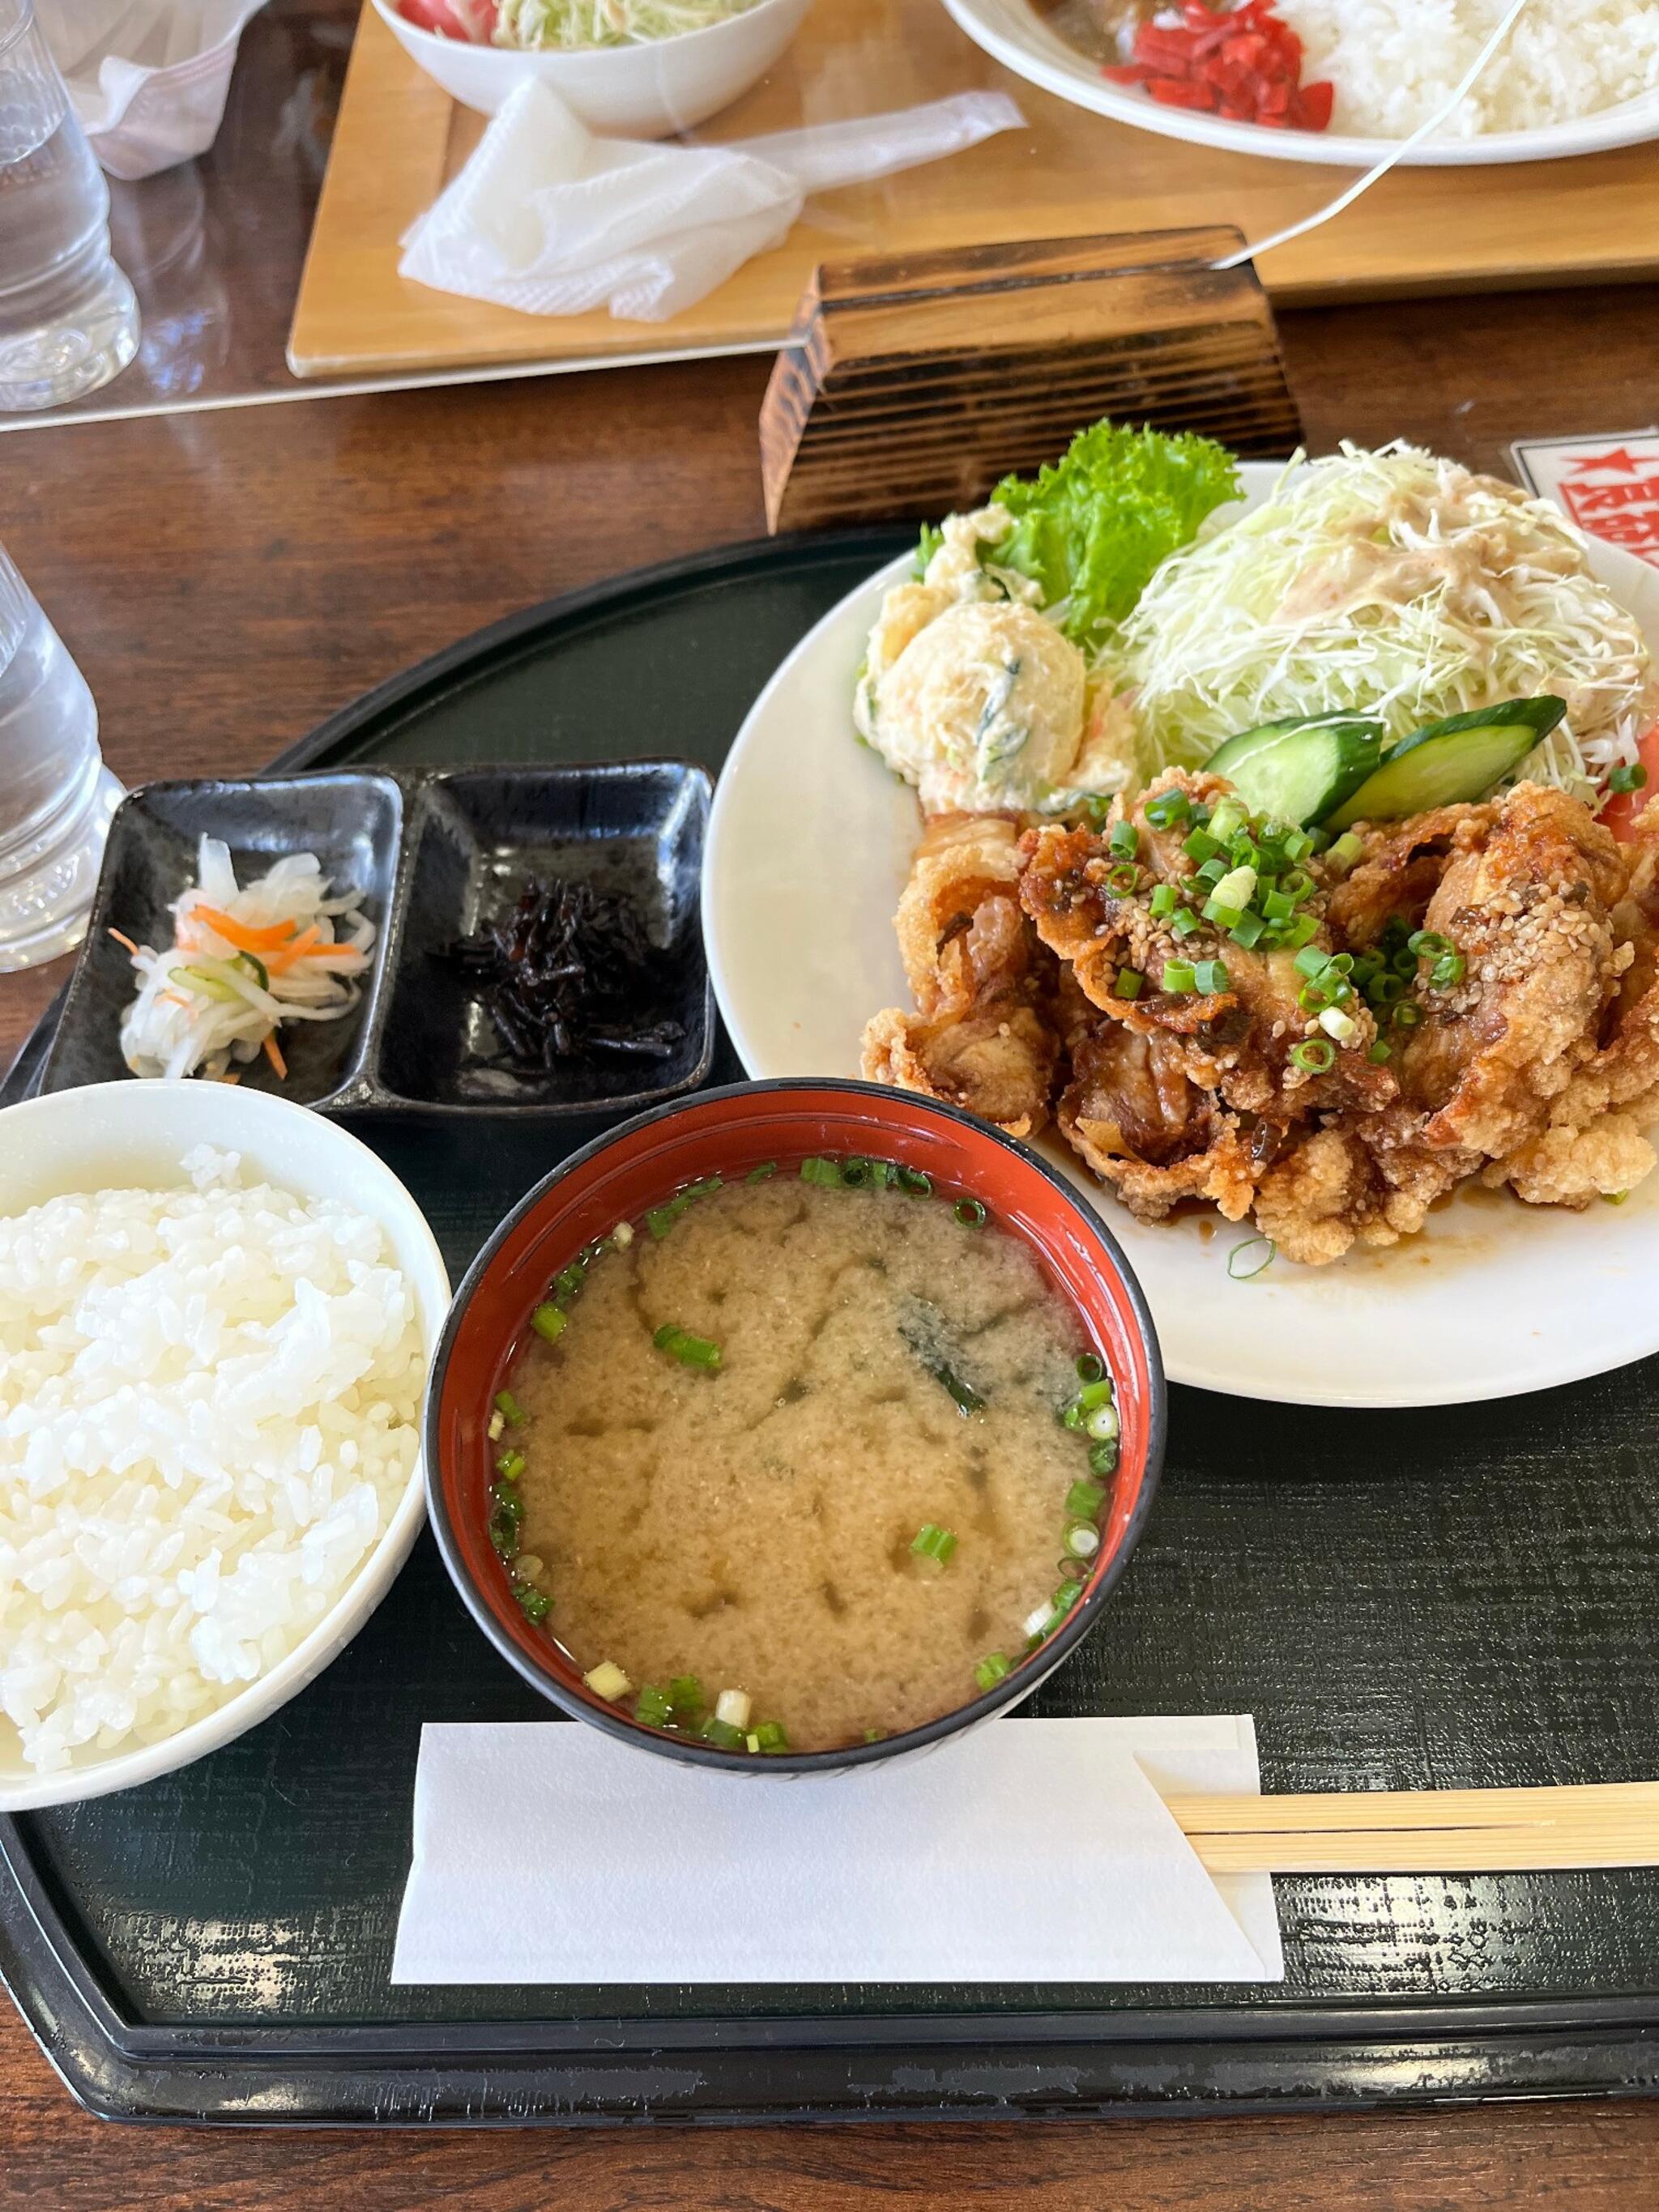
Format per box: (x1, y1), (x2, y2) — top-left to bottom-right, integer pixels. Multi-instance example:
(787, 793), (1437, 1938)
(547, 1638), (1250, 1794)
(1208, 798), (1246, 842)
(1408, 930), (1451, 957)
(1193, 958), (1230, 995)
(864, 1728), (886, 1745)
(1299, 979), (1333, 1014)
(839, 1157), (872, 1188)
(512, 1581), (551, 1625)
(1284, 913), (1321, 949)
(1325, 831), (1364, 874)
(800, 1157), (843, 1188)
(898, 1166), (932, 1198)
(1278, 867), (1315, 901)
(1294, 945), (1329, 981)
(494, 1389), (526, 1428)
(953, 1197), (987, 1229)
(1291, 1038), (1337, 1073)
(669, 1673), (705, 1719)
(1195, 856), (1228, 889)
(531, 1302), (566, 1344)
(654, 1324), (723, 1370)
(974, 1652), (1012, 1692)
(1063, 1520), (1102, 1560)
(1281, 828), (1312, 863)
(1392, 1001), (1424, 1030)
(1605, 1189), (1631, 1204)
(1430, 953), (1465, 989)
(1170, 907), (1204, 940)
(1106, 862), (1141, 897)
(911, 1523), (958, 1565)
(701, 1717), (744, 1750)
(1114, 966), (1145, 1001)
(1149, 882), (1178, 919)
(1226, 1234), (1275, 1281)
(1076, 1353), (1106, 1383)
(1073, 1379), (1113, 1412)
(495, 1448), (526, 1481)
(746, 1161), (778, 1183)
(1065, 1478), (1107, 1519)
(1201, 898), (1245, 930)
(1089, 1438), (1119, 1477)
(1230, 911), (1266, 950)
(1162, 958), (1197, 994)
(1108, 820), (1139, 860)
(750, 1720), (789, 1753)
(635, 1684), (673, 1728)
(1367, 1040), (1392, 1064)
(1183, 828), (1221, 865)
(1609, 761), (1648, 794)
(1145, 789), (1190, 829)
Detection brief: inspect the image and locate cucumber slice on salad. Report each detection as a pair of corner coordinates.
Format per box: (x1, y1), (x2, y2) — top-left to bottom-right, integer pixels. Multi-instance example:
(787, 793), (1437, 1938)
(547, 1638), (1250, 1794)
(1323, 697), (1567, 831)
(1203, 714), (1387, 829)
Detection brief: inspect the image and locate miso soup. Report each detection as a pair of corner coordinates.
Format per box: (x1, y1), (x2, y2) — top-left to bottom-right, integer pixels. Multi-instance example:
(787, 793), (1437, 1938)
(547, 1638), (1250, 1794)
(489, 1158), (1121, 1754)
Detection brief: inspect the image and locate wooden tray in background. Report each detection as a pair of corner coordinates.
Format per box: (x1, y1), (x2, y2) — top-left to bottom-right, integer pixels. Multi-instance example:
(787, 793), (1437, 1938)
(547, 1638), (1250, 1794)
(288, 0), (1659, 381)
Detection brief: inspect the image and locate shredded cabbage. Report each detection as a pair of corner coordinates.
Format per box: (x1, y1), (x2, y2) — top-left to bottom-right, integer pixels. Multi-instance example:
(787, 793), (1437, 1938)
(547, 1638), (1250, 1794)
(493, 0), (764, 45)
(1098, 441), (1659, 807)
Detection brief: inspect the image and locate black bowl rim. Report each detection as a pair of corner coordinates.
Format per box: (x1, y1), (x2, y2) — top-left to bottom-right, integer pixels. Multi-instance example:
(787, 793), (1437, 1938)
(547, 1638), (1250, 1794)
(423, 1076), (1167, 1776)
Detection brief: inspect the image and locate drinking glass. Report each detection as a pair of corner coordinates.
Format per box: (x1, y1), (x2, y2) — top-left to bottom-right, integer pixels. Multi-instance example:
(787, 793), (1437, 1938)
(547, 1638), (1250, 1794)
(0, 0), (139, 411)
(0, 540), (122, 970)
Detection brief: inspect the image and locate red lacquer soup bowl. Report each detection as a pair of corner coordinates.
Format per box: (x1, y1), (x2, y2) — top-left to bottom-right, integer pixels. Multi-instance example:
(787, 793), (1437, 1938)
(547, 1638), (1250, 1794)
(424, 1079), (1166, 1775)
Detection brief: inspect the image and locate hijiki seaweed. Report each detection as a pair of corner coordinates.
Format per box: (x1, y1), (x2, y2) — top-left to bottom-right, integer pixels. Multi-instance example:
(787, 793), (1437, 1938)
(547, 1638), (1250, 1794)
(439, 877), (682, 1073)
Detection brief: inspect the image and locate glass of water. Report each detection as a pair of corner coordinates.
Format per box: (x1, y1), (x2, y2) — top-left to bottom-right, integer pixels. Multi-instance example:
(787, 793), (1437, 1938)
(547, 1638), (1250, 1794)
(0, 0), (139, 412)
(0, 541), (122, 970)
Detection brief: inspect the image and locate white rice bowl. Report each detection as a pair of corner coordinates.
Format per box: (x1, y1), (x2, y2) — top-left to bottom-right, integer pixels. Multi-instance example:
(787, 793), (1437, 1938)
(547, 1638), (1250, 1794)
(1272, 0), (1659, 140)
(0, 1082), (449, 1809)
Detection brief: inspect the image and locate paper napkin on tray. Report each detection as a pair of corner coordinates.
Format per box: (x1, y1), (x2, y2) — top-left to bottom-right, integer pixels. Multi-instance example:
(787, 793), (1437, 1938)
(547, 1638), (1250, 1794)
(391, 1715), (1283, 1984)
(398, 81), (1025, 324)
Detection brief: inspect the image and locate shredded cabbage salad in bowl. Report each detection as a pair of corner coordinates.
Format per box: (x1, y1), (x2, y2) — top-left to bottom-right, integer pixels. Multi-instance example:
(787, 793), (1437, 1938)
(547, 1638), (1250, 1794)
(400, 0), (769, 46)
(857, 428), (1658, 820)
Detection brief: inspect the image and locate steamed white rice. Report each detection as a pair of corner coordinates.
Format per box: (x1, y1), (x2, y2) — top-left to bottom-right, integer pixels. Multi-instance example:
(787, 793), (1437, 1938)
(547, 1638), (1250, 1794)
(0, 1146), (423, 1775)
(1272, 0), (1659, 139)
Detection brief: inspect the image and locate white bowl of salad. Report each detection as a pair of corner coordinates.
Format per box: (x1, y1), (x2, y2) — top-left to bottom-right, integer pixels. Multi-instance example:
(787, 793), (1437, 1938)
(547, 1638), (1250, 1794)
(377, 0), (813, 135)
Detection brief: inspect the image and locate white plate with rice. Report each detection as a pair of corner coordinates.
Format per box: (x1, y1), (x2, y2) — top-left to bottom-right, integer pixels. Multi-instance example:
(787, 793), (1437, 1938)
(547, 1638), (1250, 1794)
(704, 458), (1659, 1409)
(0, 1080), (450, 1809)
(943, 0), (1659, 166)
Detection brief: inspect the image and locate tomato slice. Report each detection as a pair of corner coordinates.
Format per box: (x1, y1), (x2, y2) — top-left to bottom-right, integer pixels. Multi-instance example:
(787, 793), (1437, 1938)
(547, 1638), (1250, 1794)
(1601, 722), (1659, 840)
(399, 0), (481, 36)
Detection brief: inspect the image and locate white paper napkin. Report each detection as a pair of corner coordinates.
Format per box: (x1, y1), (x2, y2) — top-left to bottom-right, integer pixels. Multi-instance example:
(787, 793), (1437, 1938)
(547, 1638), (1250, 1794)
(39, 0), (267, 181)
(398, 80), (1025, 323)
(392, 1715), (1283, 1984)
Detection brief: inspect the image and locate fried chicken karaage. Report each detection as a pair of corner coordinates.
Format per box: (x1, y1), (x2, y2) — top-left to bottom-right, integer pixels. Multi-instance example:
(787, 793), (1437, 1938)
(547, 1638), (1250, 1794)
(862, 770), (1659, 1263)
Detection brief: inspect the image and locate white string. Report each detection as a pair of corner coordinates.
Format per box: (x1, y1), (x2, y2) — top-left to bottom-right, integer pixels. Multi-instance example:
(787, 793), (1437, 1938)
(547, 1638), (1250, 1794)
(1212, 0), (1533, 271)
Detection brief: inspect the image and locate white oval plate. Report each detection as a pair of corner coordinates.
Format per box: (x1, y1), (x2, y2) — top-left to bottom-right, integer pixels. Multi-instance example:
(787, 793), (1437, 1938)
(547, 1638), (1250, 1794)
(941, 0), (1659, 168)
(704, 463), (1659, 1408)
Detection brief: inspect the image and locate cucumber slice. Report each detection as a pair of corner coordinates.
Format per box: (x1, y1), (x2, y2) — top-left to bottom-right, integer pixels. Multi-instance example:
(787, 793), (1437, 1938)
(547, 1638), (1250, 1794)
(1204, 714), (1387, 829)
(1323, 697), (1567, 830)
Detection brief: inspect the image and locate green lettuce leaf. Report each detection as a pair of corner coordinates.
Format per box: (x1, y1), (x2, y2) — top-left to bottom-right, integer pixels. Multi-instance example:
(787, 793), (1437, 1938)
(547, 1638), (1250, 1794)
(986, 421), (1240, 653)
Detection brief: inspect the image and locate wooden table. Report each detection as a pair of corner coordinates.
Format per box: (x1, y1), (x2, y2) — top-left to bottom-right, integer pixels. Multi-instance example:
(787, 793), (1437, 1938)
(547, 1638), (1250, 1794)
(4, 283), (1659, 2204)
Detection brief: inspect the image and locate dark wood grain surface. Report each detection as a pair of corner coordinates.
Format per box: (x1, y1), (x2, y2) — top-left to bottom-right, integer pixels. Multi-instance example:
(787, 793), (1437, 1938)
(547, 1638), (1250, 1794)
(5, 282), (1659, 2200)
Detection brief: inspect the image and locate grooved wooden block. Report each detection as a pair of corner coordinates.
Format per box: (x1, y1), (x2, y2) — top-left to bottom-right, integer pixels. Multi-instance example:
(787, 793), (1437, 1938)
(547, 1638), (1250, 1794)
(760, 230), (1301, 534)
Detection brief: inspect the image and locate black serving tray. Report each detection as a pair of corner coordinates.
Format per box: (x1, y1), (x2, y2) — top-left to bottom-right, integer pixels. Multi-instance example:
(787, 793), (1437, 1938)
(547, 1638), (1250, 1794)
(40, 761), (712, 1117)
(7, 531), (1659, 2126)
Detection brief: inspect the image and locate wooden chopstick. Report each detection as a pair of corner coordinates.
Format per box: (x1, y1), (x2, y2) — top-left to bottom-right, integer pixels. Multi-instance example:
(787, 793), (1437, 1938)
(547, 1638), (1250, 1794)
(1164, 1784), (1659, 1873)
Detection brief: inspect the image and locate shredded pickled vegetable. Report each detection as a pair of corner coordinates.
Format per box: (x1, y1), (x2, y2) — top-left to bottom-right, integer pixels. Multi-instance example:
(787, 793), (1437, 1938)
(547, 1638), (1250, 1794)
(116, 838), (374, 1082)
(1099, 441), (1659, 809)
(493, 0), (765, 46)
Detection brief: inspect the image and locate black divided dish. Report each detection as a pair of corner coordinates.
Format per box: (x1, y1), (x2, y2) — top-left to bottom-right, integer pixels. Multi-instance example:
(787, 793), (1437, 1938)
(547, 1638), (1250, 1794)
(6, 532), (1659, 2128)
(36, 763), (712, 1119)
(377, 765), (710, 1114)
(39, 774), (403, 1109)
